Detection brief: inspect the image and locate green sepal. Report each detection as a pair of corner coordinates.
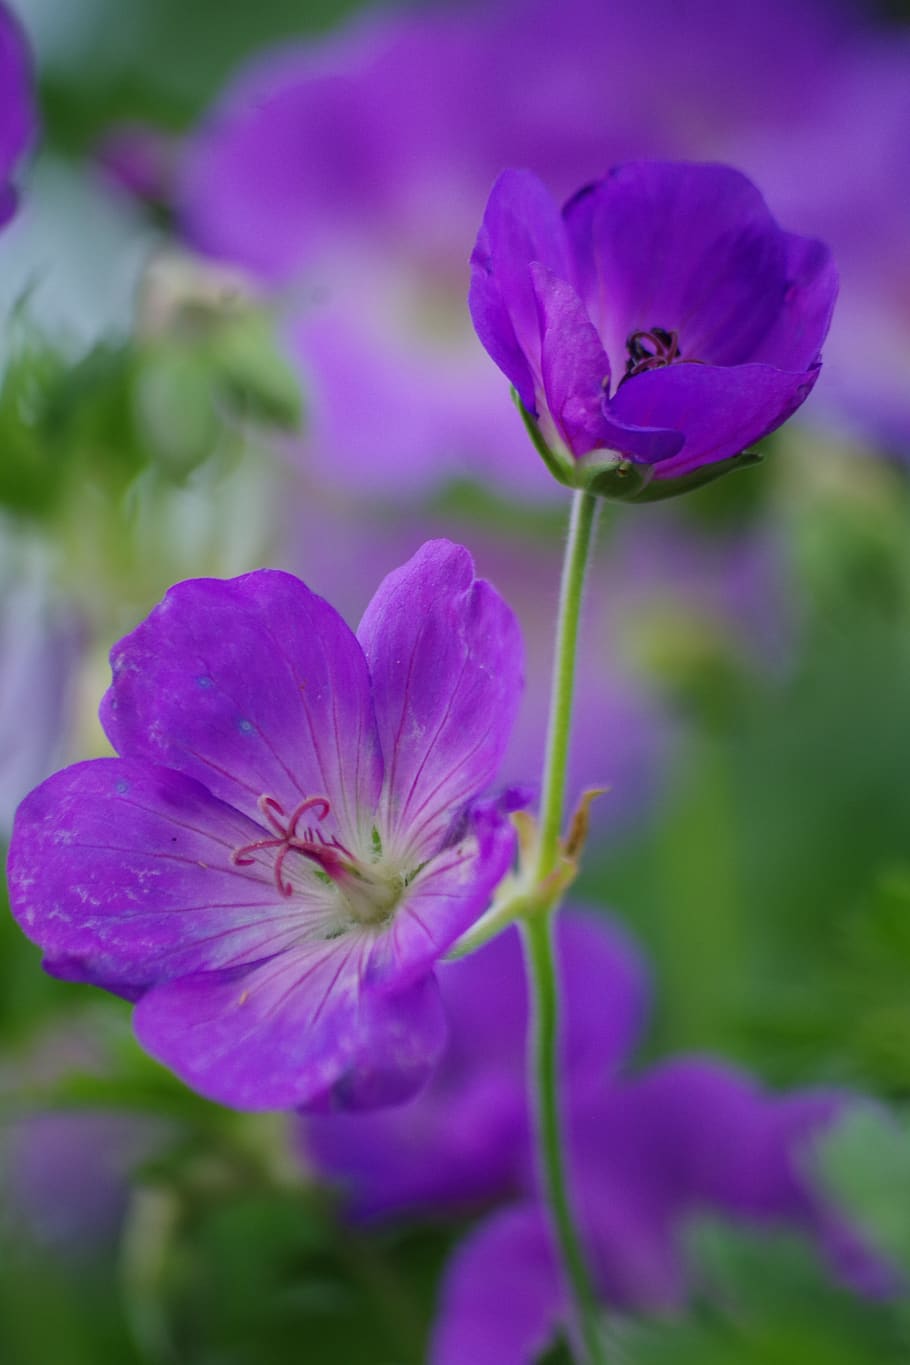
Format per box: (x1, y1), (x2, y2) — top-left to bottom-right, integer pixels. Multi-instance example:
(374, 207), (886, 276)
(511, 388), (575, 488)
(578, 451), (654, 500)
(623, 448), (765, 503)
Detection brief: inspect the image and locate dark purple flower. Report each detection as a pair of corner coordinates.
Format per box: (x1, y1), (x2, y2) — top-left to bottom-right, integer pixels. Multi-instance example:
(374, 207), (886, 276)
(431, 1063), (897, 1364)
(299, 904), (892, 1359)
(7, 542), (523, 1112)
(301, 910), (648, 1219)
(470, 162), (837, 499)
(0, 3), (37, 228)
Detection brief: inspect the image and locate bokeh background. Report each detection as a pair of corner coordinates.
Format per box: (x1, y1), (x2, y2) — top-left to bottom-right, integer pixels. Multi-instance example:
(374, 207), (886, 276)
(2, 0), (910, 1361)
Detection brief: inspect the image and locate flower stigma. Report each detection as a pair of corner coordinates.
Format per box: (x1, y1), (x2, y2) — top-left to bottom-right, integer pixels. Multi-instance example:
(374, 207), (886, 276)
(232, 794), (404, 927)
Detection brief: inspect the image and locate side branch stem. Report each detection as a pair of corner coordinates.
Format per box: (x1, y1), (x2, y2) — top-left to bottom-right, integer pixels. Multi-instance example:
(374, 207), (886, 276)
(524, 487), (605, 1364)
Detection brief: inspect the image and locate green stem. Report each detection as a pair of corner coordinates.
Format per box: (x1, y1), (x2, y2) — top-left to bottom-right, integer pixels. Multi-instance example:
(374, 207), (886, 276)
(525, 488), (605, 1364)
(534, 489), (600, 885)
(523, 913), (606, 1365)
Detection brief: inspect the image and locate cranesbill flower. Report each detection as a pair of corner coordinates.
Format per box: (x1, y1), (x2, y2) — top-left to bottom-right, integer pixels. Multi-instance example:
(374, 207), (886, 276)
(470, 162), (838, 500)
(7, 541), (523, 1111)
(0, 3), (37, 228)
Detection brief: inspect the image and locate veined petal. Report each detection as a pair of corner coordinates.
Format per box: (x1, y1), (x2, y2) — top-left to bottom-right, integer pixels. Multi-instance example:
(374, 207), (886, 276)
(564, 162), (789, 376)
(7, 758), (331, 996)
(358, 541), (523, 858)
(608, 361), (818, 480)
(100, 570), (383, 848)
(430, 1206), (566, 1365)
(469, 168), (571, 414)
(134, 939), (446, 1111)
(532, 261), (682, 465)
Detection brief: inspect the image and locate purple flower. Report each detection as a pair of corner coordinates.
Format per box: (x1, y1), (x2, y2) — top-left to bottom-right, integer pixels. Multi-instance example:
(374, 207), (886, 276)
(431, 1064), (897, 1364)
(299, 907), (892, 1359)
(0, 3), (37, 228)
(470, 162), (837, 499)
(7, 542), (523, 1112)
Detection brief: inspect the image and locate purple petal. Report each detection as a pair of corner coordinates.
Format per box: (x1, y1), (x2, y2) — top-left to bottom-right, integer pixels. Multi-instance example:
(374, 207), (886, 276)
(469, 168), (570, 414)
(178, 51), (372, 281)
(531, 262), (682, 465)
(0, 5), (36, 188)
(564, 162), (790, 376)
(748, 231), (838, 372)
(571, 1059), (892, 1310)
(430, 1206), (567, 1365)
(357, 541), (523, 858)
(135, 943), (446, 1111)
(7, 758), (322, 995)
(100, 570), (383, 847)
(608, 360), (819, 479)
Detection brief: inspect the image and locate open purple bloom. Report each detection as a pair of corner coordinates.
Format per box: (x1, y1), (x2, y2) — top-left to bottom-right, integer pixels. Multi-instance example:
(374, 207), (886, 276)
(0, 3), (37, 228)
(7, 542), (523, 1112)
(470, 162), (838, 500)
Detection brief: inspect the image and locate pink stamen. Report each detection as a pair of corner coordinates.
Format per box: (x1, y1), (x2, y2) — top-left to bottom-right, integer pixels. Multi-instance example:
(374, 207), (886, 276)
(232, 794), (351, 898)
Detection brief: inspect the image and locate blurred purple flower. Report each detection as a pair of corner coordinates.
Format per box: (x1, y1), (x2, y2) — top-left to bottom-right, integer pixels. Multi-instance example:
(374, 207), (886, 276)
(2, 1111), (166, 1251)
(470, 163), (837, 498)
(7, 542), (523, 1112)
(0, 2), (37, 228)
(173, 0), (865, 497)
(0, 1025), (172, 1252)
(301, 910), (647, 1219)
(740, 34), (910, 453)
(432, 1062), (897, 1364)
(301, 906), (893, 1360)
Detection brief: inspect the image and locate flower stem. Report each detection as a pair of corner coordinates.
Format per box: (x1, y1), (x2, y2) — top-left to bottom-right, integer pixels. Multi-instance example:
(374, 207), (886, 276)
(524, 487), (605, 1364)
(534, 489), (600, 886)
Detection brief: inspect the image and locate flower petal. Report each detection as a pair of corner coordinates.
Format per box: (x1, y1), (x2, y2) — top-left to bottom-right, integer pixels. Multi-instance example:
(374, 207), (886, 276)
(357, 541), (523, 858)
(430, 1206), (567, 1365)
(748, 231), (838, 372)
(469, 168), (570, 414)
(608, 360), (818, 480)
(0, 5), (37, 187)
(7, 758), (327, 996)
(100, 570), (382, 847)
(532, 261), (683, 464)
(564, 162), (789, 374)
(134, 940), (446, 1111)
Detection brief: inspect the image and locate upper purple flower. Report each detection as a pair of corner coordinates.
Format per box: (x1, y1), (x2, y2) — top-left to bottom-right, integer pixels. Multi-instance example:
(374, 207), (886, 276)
(7, 542), (523, 1112)
(470, 162), (838, 499)
(0, 3), (37, 228)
